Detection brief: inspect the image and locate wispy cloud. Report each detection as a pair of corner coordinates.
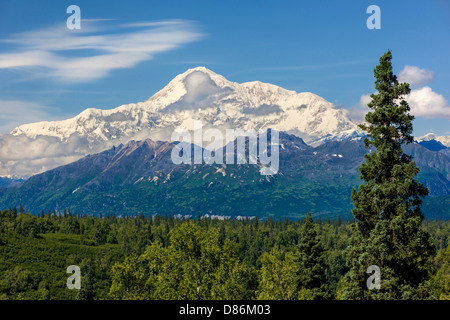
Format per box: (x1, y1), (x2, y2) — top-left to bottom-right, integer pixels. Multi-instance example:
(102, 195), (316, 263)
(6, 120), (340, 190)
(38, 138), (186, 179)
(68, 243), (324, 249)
(0, 19), (203, 82)
(226, 60), (371, 78)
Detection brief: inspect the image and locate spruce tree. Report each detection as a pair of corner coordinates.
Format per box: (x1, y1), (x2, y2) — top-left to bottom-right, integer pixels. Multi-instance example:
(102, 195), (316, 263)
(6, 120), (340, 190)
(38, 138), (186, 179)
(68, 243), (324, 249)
(296, 212), (329, 299)
(339, 51), (435, 300)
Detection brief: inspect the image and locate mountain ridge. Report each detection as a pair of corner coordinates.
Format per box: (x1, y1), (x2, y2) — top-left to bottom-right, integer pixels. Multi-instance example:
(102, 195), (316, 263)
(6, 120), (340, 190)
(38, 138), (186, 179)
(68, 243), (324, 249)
(416, 133), (450, 148)
(2, 132), (449, 219)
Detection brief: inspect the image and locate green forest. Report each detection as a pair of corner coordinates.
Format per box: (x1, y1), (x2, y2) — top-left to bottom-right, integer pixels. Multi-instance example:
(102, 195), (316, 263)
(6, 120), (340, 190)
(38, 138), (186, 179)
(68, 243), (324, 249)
(0, 207), (449, 300)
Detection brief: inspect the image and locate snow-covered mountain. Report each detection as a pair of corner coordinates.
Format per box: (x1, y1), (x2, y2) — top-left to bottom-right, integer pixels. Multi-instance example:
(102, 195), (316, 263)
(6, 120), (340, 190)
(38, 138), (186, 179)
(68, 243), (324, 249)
(11, 67), (362, 146)
(4, 67), (363, 178)
(416, 133), (450, 148)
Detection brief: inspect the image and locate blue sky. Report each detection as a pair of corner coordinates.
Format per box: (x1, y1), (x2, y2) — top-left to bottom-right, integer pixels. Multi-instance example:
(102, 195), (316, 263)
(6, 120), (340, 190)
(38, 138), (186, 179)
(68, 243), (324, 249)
(0, 0), (449, 136)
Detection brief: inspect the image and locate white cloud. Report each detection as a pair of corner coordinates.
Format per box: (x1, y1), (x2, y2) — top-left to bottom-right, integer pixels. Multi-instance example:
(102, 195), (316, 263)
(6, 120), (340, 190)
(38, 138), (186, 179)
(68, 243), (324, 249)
(346, 94), (372, 123)
(359, 94), (372, 108)
(0, 134), (88, 177)
(407, 86), (450, 118)
(353, 87), (450, 120)
(183, 71), (222, 102)
(0, 20), (203, 82)
(0, 123), (178, 178)
(398, 65), (434, 88)
(398, 66), (450, 118)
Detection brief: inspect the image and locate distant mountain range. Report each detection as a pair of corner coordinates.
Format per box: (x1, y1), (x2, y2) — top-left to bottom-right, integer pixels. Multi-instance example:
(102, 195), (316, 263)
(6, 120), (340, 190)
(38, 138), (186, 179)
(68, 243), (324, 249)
(416, 133), (450, 148)
(3, 67), (364, 178)
(415, 133), (450, 153)
(0, 176), (24, 189)
(1, 131), (449, 219)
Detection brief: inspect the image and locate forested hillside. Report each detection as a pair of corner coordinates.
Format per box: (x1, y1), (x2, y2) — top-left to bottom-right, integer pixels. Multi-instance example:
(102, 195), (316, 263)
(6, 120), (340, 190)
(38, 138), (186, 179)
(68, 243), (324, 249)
(1, 208), (449, 300)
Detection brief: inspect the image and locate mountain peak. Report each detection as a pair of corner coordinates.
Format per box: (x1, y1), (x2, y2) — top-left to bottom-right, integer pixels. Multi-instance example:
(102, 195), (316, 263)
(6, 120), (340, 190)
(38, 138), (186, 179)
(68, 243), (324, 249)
(169, 66), (229, 85)
(418, 133), (437, 140)
(416, 133), (450, 148)
(183, 66), (217, 75)
(7, 67), (365, 177)
(146, 66), (233, 105)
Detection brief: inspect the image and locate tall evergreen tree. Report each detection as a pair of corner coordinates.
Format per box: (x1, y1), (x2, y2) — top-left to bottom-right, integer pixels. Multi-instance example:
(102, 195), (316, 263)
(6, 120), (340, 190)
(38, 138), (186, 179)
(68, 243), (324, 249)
(339, 51), (436, 300)
(296, 212), (330, 299)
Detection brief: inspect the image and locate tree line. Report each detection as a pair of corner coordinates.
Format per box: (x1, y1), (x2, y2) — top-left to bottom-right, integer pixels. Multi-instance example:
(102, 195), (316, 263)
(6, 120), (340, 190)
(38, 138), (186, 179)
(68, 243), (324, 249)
(0, 207), (449, 300)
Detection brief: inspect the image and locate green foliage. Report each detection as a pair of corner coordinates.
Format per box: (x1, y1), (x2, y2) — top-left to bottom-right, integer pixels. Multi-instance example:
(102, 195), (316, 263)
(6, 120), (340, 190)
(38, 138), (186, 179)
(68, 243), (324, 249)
(257, 213), (330, 300)
(1, 207), (449, 300)
(258, 246), (301, 300)
(431, 246), (450, 300)
(0, 209), (122, 300)
(296, 212), (330, 299)
(110, 221), (258, 300)
(341, 51), (436, 300)
(422, 195), (450, 220)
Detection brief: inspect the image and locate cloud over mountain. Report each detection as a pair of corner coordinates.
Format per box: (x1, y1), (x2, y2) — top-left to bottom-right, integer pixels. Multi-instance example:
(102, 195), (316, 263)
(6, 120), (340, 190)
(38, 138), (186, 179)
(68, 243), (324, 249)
(0, 134), (88, 177)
